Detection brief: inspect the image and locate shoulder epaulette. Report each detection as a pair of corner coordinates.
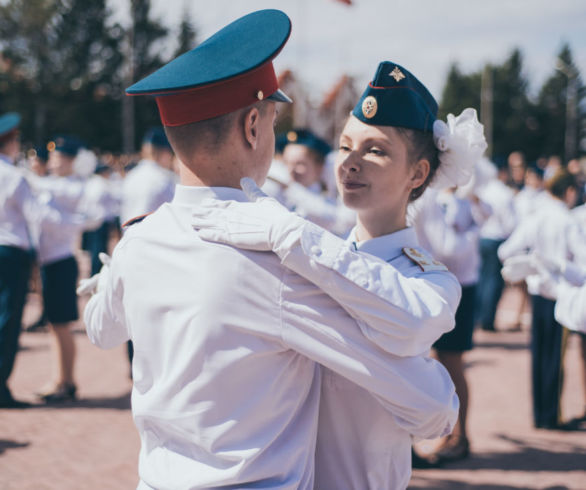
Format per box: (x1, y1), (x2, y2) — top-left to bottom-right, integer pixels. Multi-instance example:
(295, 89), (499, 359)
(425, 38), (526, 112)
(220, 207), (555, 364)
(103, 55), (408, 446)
(402, 247), (448, 272)
(122, 213), (151, 228)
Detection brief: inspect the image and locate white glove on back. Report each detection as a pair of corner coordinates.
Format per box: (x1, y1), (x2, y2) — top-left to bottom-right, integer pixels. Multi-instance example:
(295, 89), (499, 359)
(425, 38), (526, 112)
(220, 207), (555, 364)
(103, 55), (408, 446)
(192, 177), (307, 258)
(76, 253), (112, 295)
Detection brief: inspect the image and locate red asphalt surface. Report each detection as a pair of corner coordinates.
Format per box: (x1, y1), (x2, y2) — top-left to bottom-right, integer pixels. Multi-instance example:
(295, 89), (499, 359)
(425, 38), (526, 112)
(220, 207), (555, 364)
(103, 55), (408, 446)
(1, 255), (585, 490)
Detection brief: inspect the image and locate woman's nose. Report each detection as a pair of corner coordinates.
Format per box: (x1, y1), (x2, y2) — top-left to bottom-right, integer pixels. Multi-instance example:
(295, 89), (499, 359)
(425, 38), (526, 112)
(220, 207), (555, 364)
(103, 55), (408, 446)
(340, 153), (360, 173)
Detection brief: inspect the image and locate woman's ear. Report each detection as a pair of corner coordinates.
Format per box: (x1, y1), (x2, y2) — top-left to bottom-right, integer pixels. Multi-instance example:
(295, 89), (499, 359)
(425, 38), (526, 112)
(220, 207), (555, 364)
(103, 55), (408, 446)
(410, 158), (430, 189)
(243, 107), (260, 150)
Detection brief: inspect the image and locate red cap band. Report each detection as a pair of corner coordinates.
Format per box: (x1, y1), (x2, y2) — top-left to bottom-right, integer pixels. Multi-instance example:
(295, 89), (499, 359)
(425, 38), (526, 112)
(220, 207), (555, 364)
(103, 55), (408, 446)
(152, 62), (279, 127)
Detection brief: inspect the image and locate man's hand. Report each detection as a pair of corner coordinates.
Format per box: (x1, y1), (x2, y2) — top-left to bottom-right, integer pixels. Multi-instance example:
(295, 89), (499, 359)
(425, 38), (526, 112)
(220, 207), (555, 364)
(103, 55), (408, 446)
(191, 177), (306, 257)
(76, 253), (111, 295)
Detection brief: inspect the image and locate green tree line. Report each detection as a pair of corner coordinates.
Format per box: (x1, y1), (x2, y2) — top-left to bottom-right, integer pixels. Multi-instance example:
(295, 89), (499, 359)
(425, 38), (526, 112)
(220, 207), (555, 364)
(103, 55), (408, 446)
(439, 45), (584, 165)
(1, 0), (583, 164)
(0, 0), (196, 152)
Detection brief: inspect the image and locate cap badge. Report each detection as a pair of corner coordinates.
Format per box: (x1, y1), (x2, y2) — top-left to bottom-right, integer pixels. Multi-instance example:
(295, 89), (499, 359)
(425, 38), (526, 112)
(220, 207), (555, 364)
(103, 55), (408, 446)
(286, 130), (298, 142)
(362, 96), (378, 119)
(390, 66), (405, 82)
(256, 90), (264, 100)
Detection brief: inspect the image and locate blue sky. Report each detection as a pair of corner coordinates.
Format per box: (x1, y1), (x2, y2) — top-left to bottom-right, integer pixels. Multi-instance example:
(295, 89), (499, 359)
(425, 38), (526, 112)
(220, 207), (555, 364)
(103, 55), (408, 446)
(111, 0), (586, 102)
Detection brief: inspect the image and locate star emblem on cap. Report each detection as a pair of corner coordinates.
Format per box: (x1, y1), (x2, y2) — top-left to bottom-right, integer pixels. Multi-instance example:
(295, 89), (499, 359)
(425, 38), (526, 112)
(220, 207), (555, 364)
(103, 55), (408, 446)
(390, 66), (405, 82)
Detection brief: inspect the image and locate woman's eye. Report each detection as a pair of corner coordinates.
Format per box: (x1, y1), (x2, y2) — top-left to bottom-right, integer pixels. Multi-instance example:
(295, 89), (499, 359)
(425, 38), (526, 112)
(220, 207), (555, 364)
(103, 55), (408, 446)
(339, 145), (351, 153)
(368, 148), (385, 156)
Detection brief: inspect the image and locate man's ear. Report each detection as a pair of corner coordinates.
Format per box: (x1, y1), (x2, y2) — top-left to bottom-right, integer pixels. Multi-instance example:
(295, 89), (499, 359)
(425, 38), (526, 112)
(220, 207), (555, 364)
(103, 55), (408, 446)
(243, 107), (260, 150)
(410, 158), (431, 190)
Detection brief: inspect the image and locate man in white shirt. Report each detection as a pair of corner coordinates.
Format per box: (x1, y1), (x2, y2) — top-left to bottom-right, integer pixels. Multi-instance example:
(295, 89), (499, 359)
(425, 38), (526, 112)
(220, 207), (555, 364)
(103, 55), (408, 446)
(499, 168), (580, 429)
(83, 10), (457, 489)
(0, 112), (35, 408)
(120, 127), (177, 226)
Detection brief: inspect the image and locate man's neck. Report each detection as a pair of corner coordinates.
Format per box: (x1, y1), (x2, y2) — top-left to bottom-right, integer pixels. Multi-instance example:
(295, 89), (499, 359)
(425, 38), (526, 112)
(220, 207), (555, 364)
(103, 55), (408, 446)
(178, 163), (242, 188)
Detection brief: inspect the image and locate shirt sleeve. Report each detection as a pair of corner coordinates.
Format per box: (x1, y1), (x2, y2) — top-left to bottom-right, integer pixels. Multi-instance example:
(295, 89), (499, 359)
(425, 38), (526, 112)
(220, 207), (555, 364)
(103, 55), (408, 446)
(280, 222), (461, 357)
(497, 217), (536, 262)
(83, 244), (130, 349)
(555, 281), (586, 333)
(278, 267), (459, 440)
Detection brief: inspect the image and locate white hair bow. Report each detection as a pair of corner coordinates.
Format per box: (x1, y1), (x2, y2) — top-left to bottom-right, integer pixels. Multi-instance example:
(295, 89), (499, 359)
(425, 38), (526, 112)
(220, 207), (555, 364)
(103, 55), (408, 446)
(431, 108), (487, 190)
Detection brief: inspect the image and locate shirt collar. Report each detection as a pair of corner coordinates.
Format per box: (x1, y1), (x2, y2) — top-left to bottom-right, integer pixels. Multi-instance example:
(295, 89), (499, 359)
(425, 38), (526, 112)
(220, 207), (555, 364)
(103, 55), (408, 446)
(172, 184), (248, 206)
(0, 153), (13, 165)
(346, 227), (419, 261)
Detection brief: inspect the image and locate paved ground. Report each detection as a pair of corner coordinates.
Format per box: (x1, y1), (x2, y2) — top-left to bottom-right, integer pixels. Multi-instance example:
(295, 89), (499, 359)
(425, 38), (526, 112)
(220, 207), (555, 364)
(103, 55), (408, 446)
(1, 274), (585, 489)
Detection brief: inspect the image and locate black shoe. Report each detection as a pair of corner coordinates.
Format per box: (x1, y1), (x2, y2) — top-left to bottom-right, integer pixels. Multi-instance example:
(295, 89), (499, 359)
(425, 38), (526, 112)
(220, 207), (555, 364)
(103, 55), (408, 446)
(0, 395), (33, 409)
(434, 436), (470, 463)
(37, 383), (77, 403)
(536, 421), (581, 431)
(412, 449), (441, 469)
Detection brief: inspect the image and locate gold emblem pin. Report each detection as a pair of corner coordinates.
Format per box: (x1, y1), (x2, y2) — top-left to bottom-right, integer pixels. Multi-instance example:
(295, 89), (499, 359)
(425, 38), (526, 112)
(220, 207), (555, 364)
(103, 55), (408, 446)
(286, 131), (298, 142)
(256, 90), (264, 100)
(362, 96), (377, 119)
(390, 66), (405, 82)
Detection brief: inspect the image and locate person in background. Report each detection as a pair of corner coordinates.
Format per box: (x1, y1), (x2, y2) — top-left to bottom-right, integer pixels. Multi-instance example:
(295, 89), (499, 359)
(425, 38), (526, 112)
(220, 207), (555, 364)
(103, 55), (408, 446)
(264, 128), (355, 236)
(81, 162), (121, 275)
(28, 145), (49, 177)
(119, 127), (177, 226)
(25, 145), (51, 333)
(506, 162), (546, 331)
(0, 112), (36, 408)
(475, 159), (517, 331)
(514, 163), (545, 220)
(409, 182), (484, 464)
(499, 168), (580, 429)
(506, 150), (527, 192)
(502, 243), (586, 429)
(34, 136), (88, 403)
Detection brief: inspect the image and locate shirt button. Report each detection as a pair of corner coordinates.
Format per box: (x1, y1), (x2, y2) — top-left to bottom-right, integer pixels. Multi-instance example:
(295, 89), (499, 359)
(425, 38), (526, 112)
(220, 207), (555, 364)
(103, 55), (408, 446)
(310, 245), (322, 257)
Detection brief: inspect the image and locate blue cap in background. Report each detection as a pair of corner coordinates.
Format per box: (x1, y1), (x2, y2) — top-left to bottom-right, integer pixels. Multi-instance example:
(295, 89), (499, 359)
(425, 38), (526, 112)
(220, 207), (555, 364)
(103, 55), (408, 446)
(0, 112), (21, 138)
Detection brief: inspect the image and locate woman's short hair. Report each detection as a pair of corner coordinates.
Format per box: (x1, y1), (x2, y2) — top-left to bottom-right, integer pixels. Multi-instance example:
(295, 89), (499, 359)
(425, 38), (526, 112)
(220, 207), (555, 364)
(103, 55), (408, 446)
(395, 127), (439, 201)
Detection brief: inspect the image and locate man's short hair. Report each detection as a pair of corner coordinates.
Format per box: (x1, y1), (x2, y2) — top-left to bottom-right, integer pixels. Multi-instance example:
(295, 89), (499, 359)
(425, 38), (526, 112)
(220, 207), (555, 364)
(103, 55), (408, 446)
(164, 101), (269, 161)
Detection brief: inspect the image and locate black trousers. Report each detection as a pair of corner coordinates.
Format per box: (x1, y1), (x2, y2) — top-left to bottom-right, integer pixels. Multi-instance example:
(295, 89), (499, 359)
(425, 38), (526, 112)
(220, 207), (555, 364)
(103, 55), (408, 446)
(530, 295), (566, 428)
(0, 246), (32, 401)
(476, 238), (505, 330)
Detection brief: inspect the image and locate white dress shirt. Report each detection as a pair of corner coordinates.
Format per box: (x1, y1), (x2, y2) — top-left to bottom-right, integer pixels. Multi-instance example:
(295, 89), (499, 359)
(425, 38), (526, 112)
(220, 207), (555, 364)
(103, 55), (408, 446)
(79, 174), (122, 229)
(0, 156), (39, 250)
(279, 224), (460, 490)
(498, 193), (579, 299)
(120, 159), (177, 224)
(32, 175), (88, 265)
(478, 179), (517, 240)
(410, 189), (481, 286)
(555, 278), (586, 333)
(84, 185), (458, 490)
(514, 187), (546, 220)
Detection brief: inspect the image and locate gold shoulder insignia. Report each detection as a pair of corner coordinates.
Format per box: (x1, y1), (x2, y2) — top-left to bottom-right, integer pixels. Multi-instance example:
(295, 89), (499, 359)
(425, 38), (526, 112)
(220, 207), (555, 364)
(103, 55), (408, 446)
(402, 247), (448, 272)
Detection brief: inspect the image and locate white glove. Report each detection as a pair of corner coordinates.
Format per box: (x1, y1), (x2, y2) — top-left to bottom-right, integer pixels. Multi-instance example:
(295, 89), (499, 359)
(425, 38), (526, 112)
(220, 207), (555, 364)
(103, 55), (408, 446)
(191, 177), (306, 257)
(76, 253), (111, 295)
(501, 254), (541, 283)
